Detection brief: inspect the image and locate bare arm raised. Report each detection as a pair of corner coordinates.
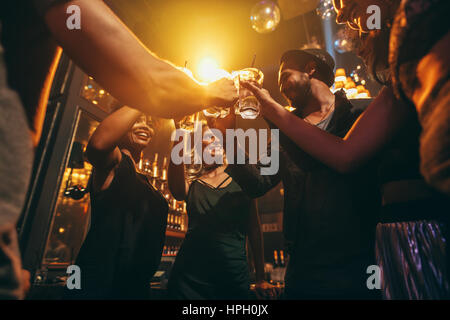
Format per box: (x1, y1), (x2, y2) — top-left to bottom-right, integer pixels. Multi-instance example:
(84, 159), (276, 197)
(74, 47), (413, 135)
(43, 0), (237, 118)
(86, 106), (143, 192)
(242, 82), (411, 173)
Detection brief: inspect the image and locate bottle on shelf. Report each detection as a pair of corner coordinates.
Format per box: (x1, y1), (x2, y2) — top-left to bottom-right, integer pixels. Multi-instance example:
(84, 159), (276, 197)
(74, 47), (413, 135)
(162, 156), (168, 170)
(143, 159), (151, 175)
(271, 250), (282, 284)
(152, 153), (159, 176)
(175, 215), (181, 231)
(279, 250), (285, 268)
(273, 250), (279, 268)
(138, 151), (144, 171)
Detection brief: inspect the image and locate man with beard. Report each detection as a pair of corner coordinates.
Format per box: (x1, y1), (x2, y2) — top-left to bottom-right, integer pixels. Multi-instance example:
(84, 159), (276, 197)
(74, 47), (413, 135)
(224, 49), (380, 299)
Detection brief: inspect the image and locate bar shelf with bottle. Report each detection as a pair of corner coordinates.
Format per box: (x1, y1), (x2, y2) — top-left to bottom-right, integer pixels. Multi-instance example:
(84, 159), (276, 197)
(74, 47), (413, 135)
(138, 152), (188, 240)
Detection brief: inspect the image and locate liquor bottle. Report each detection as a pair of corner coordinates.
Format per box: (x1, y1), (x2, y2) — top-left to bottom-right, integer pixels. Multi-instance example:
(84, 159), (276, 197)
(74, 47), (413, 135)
(279, 250), (285, 267)
(143, 159), (151, 175)
(138, 151), (144, 171)
(161, 168), (167, 182)
(173, 215), (177, 230)
(171, 199), (177, 211)
(273, 250), (279, 268)
(152, 153), (159, 178)
(182, 202), (188, 231)
(271, 250), (282, 283)
(176, 215), (181, 230)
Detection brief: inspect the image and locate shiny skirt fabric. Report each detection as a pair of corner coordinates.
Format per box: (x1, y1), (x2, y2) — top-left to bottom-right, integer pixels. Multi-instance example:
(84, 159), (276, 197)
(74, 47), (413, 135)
(376, 220), (449, 299)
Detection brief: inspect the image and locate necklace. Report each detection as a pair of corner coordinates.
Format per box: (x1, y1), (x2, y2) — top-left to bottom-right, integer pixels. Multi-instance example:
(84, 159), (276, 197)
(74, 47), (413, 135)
(304, 101), (335, 125)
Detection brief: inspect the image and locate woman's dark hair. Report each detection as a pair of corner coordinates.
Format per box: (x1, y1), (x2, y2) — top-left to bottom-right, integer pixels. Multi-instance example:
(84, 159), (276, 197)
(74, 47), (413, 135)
(345, 27), (391, 85)
(343, 0), (402, 85)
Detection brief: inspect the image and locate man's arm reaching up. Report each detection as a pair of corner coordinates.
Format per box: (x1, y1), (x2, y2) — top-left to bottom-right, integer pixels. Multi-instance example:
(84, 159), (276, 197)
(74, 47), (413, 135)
(42, 0), (237, 118)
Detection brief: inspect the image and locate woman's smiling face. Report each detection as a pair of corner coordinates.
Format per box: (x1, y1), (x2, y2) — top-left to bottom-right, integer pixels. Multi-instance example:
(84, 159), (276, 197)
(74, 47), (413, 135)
(332, 0), (392, 34)
(122, 114), (154, 152)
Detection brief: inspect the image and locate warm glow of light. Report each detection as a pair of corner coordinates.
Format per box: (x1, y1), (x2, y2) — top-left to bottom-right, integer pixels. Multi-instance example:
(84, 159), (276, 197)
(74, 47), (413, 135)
(335, 68), (346, 77)
(335, 76), (346, 83)
(335, 81), (344, 89)
(266, 20), (274, 29)
(335, 68), (346, 83)
(285, 106), (296, 112)
(180, 67), (194, 79)
(196, 57), (230, 84)
(59, 228), (65, 234)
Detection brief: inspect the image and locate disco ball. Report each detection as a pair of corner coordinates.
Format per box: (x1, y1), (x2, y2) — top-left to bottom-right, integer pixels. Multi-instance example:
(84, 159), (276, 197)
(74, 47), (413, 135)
(333, 28), (353, 53)
(316, 0), (335, 20)
(250, 1), (281, 34)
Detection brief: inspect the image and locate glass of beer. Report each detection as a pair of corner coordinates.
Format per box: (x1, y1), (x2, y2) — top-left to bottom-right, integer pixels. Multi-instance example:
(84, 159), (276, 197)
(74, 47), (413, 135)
(234, 68), (264, 120)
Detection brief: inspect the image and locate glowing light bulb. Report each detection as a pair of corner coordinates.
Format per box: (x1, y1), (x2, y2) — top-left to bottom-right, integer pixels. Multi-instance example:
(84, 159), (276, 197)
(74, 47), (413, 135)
(196, 57), (230, 84)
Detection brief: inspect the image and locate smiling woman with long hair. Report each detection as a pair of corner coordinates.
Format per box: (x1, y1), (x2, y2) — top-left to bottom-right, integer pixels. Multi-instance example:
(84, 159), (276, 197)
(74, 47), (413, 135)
(166, 122), (278, 300)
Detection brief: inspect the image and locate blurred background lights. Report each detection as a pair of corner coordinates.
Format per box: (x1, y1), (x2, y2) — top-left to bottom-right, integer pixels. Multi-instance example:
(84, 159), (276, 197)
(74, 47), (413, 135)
(250, 1), (281, 34)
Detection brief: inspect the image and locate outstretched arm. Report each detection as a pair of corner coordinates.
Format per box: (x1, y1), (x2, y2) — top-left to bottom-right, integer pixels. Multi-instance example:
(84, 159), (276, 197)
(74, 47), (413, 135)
(242, 82), (410, 173)
(42, 0), (237, 118)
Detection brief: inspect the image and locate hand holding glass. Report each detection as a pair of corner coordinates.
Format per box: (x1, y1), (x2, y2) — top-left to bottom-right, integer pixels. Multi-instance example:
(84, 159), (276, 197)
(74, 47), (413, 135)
(234, 68), (264, 120)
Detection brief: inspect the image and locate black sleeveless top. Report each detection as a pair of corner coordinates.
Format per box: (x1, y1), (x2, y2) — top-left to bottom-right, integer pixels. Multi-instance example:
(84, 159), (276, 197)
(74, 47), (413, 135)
(168, 177), (252, 300)
(68, 152), (168, 299)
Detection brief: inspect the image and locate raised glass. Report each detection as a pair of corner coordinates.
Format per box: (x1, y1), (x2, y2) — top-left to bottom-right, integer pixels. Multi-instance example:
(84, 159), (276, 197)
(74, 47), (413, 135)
(234, 68), (264, 120)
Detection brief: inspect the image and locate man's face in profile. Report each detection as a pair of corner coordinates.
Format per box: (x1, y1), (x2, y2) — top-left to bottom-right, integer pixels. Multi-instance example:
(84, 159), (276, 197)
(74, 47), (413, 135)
(278, 59), (312, 108)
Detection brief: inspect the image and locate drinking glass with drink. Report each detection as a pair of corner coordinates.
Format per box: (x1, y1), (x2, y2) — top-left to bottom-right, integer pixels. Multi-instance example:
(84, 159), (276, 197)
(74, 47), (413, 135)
(233, 68), (264, 120)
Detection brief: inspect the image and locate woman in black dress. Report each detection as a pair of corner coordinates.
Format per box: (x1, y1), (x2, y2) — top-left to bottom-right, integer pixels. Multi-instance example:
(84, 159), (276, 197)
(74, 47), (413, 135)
(66, 106), (168, 299)
(167, 122), (277, 300)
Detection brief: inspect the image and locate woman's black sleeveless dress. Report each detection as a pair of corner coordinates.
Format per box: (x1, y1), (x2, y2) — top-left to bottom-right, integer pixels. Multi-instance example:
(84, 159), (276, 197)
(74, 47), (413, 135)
(168, 176), (252, 300)
(65, 152), (168, 299)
